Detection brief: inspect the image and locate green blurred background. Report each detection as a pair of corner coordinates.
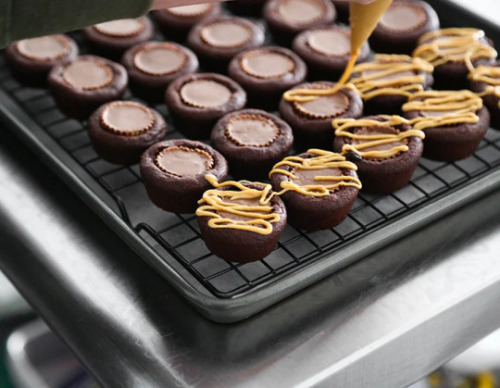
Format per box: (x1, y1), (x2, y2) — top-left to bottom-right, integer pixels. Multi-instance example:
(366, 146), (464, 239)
(0, 327), (14, 388)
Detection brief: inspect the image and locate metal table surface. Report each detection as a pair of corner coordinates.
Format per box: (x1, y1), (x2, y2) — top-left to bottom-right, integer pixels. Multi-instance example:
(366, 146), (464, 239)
(2, 4), (500, 385)
(1, 108), (500, 388)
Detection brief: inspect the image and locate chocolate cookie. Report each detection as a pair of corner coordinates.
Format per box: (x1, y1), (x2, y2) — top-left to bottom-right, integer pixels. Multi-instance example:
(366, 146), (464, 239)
(88, 101), (167, 165)
(349, 54), (434, 115)
(48, 55), (128, 120)
(370, 0), (439, 54)
(122, 41), (198, 103)
(292, 25), (370, 81)
(413, 28), (497, 90)
(4, 35), (78, 86)
(469, 62), (500, 130)
(279, 82), (363, 150)
(165, 73), (247, 139)
(140, 140), (228, 213)
(226, 0), (269, 16)
(264, 0), (336, 46)
(403, 90), (490, 161)
(196, 178), (287, 262)
(270, 150), (360, 230)
(211, 109), (294, 179)
(187, 16), (265, 72)
(333, 115), (425, 194)
(228, 46), (307, 109)
(83, 17), (154, 60)
(152, 3), (221, 41)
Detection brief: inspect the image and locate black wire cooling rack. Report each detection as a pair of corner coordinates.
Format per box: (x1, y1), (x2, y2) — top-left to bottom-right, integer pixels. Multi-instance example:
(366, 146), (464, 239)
(1, 51), (499, 299)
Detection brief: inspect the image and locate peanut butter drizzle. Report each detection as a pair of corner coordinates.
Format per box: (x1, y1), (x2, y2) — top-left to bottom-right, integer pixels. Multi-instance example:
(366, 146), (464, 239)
(402, 90), (483, 130)
(196, 174), (280, 235)
(283, 0), (393, 103)
(335, 89), (482, 157)
(333, 116), (425, 159)
(269, 149), (362, 196)
(469, 65), (500, 108)
(349, 54), (433, 101)
(413, 28), (497, 72)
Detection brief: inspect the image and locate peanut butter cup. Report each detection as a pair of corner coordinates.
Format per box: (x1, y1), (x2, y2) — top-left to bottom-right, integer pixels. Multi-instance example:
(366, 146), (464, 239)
(49, 55), (128, 119)
(88, 101), (167, 165)
(470, 62), (500, 130)
(228, 46), (307, 109)
(294, 92), (349, 118)
(211, 109), (294, 179)
(187, 16), (265, 71)
(414, 28), (497, 90)
(403, 90), (490, 161)
(370, 0), (439, 54)
(83, 17), (154, 60)
(180, 80), (231, 107)
(140, 140), (228, 213)
(197, 179), (287, 262)
(264, 0), (336, 46)
(152, 3), (221, 40)
(226, 0), (269, 16)
(279, 82), (363, 149)
(270, 150), (361, 230)
(333, 115), (424, 194)
(5, 35), (78, 86)
(165, 73), (247, 139)
(63, 61), (113, 90)
(293, 26), (370, 81)
(240, 50), (295, 78)
(156, 147), (212, 175)
(226, 115), (278, 146)
(122, 41), (198, 102)
(201, 23), (251, 48)
(94, 19), (145, 37)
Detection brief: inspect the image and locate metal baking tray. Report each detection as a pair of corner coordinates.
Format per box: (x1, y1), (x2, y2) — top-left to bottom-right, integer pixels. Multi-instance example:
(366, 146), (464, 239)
(0, 0), (499, 322)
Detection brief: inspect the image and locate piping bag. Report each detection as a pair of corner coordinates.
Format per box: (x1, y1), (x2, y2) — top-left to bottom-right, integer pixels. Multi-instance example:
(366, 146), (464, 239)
(284, 0), (394, 102)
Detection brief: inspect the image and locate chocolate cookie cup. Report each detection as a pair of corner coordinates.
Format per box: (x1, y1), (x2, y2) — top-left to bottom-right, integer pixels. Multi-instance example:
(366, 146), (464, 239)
(349, 54), (434, 115)
(226, 0), (269, 17)
(196, 177), (287, 262)
(122, 41), (198, 103)
(292, 25), (370, 81)
(49, 55), (128, 120)
(370, 0), (439, 55)
(88, 101), (167, 165)
(140, 140), (228, 213)
(228, 46), (307, 109)
(403, 90), (490, 161)
(333, 116), (425, 194)
(270, 150), (361, 231)
(152, 3), (221, 41)
(83, 17), (154, 60)
(211, 109), (294, 179)
(5, 35), (78, 86)
(470, 62), (500, 130)
(263, 0), (336, 46)
(187, 16), (265, 72)
(165, 73), (247, 139)
(279, 82), (363, 150)
(413, 28), (497, 90)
